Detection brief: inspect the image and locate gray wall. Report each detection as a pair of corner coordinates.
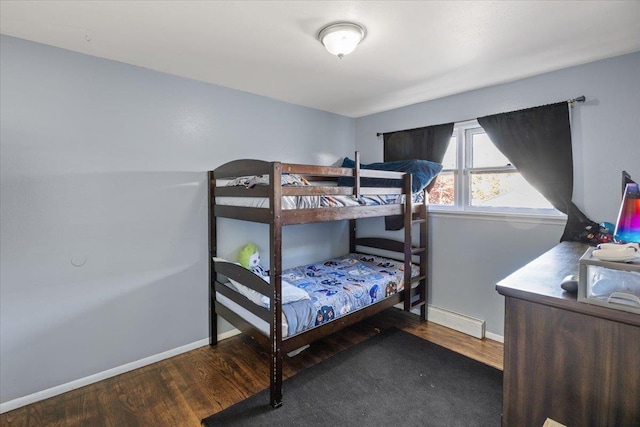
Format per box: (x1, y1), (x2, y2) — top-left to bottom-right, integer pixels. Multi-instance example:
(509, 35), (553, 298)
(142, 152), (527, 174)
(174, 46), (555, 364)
(0, 36), (354, 404)
(355, 51), (640, 337)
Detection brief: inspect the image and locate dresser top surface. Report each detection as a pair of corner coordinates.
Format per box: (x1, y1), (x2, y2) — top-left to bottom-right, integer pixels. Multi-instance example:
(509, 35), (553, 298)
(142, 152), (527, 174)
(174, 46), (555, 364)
(497, 241), (640, 326)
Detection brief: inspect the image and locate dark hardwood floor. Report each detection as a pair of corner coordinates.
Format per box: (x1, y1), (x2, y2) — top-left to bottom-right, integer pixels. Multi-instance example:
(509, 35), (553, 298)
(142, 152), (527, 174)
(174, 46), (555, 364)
(1, 309), (503, 426)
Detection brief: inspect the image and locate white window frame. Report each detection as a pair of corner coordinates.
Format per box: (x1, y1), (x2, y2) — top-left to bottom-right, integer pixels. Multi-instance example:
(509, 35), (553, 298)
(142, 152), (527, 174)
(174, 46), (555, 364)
(429, 120), (565, 219)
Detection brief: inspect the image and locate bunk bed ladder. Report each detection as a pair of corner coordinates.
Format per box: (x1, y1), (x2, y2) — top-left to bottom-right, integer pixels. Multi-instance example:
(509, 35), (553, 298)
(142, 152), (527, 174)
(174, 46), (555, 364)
(415, 200), (428, 321)
(403, 173), (428, 321)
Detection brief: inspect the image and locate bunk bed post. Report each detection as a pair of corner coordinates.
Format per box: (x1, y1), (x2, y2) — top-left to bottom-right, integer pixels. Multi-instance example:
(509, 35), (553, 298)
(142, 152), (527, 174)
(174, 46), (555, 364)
(350, 152), (360, 251)
(403, 173), (413, 312)
(349, 219), (357, 253)
(269, 162), (284, 409)
(208, 171), (218, 346)
(354, 151), (361, 198)
(419, 192), (428, 322)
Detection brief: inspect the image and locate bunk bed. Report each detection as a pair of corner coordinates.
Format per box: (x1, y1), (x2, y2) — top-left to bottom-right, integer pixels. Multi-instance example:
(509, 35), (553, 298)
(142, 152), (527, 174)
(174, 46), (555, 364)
(208, 153), (436, 408)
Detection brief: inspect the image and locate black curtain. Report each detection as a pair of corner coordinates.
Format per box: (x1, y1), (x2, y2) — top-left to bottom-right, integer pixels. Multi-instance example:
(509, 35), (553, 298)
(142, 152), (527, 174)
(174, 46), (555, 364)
(383, 123), (454, 230)
(477, 102), (593, 242)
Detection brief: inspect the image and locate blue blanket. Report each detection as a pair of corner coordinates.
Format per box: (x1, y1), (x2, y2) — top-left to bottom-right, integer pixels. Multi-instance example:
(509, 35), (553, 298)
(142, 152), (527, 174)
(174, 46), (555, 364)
(281, 253), (419, 335)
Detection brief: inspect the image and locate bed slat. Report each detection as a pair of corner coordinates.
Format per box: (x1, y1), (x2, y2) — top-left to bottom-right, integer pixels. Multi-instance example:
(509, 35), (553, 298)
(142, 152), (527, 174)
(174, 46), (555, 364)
(281, 186), (353, 196)
(354, 237), (405, 253)
(282, 293), (403, 353)
(282, 204), (405, 225)
(358, 169), (405, 179)
(214, 159), (272, 179)
(281, 164), (352, 177)
(214, 205), (272, 223)
(213, 261), (272, 297)
(214, 186), (271, 198)
(215, 281), (271, 323)
(214, 302), (271, 348)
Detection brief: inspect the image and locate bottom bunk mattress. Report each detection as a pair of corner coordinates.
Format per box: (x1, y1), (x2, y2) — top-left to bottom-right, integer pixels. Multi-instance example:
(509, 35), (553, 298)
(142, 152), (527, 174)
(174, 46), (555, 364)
(216, 253), (420, 338)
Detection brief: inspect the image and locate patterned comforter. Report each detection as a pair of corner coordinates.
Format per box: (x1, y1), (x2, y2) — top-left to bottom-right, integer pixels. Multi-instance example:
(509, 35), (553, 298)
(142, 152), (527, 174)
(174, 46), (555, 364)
(279, 253), (419, 336)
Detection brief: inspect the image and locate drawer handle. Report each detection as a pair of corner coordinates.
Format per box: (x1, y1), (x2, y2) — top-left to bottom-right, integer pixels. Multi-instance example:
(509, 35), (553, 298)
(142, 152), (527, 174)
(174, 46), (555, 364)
(607, 292), (640, 307)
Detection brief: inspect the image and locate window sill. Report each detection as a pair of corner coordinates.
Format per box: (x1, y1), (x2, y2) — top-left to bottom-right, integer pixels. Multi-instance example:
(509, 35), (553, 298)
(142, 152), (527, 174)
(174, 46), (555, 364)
(428, 207), (568, 226)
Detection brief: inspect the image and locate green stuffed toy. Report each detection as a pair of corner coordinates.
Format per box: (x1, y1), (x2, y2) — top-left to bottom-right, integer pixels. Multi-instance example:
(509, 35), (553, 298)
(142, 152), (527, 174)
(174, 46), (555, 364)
(238, 243), (268, 278)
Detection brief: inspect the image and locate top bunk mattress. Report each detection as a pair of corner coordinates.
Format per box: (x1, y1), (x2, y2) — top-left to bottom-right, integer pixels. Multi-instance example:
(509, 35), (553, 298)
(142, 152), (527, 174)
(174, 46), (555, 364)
(216, 193), (425, 209)
(216, 174), (425, 209)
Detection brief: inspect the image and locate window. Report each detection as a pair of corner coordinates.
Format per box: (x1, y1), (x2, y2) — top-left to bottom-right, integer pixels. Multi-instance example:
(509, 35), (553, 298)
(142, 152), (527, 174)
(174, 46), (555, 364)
(428, 120), (559, 215)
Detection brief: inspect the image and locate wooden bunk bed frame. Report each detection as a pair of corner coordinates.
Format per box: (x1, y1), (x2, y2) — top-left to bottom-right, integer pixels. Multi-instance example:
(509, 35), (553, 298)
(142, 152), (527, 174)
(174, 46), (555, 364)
(208, 153), (429, 408)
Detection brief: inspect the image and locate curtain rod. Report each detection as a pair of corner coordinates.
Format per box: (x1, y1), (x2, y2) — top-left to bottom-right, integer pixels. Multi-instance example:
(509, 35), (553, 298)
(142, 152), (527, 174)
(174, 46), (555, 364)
(376, 95), (586, 137)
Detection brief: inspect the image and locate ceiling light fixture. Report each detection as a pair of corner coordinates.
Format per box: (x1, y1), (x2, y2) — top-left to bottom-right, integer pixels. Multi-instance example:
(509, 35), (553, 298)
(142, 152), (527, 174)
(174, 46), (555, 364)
(317, 22), (366, 59)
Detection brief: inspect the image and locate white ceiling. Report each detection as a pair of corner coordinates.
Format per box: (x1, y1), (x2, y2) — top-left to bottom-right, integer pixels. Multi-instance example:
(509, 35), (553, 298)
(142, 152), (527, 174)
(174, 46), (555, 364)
(1, 1), (639, 118)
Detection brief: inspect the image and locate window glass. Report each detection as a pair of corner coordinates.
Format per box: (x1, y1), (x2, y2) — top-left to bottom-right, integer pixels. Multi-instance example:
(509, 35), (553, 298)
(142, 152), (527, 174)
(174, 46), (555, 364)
(470, 132), (510, 168)
(428, 172), (454, 206)
(469, 172), (554, 209)
(428, 121), (559, 215)
(441, 136), (457, 169)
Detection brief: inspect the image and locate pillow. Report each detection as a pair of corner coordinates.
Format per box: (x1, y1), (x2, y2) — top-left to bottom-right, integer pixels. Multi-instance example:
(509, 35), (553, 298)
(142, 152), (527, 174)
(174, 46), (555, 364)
(338, 157), (443, 193)
(213, 257), (310, 308)
(228, 277), (311, 308)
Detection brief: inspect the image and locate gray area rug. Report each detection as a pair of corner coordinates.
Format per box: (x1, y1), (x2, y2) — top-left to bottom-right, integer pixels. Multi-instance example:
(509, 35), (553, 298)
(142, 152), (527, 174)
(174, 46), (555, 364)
(202, 328), (502, 426)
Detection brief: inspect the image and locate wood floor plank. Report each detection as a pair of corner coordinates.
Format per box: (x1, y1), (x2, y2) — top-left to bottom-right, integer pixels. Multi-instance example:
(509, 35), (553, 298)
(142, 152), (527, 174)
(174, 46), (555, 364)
(0, 309), (503, 426)
(62, 384), (102, 427)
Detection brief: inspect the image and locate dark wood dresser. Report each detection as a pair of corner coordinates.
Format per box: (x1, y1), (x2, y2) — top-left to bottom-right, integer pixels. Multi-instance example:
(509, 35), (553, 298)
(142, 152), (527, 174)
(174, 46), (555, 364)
(496, 241), (640, 427)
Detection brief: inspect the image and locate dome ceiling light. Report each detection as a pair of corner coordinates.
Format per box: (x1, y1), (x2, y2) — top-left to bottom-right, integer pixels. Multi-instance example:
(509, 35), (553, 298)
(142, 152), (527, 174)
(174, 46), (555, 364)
(317, 22), (366, 59)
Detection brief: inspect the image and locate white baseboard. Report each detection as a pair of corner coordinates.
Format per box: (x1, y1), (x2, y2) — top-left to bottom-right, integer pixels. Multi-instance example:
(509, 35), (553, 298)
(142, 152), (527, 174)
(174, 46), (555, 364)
(484, 331), (504, 343)
(425, 305), (486, 339)
(396, 303), (485, 339)
(218, 328), (241, 341)
(0, 333), (234, 414)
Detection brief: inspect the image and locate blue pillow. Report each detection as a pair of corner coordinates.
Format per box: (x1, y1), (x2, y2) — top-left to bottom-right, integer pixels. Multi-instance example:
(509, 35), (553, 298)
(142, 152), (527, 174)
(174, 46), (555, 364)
(339, 157), (443, 193)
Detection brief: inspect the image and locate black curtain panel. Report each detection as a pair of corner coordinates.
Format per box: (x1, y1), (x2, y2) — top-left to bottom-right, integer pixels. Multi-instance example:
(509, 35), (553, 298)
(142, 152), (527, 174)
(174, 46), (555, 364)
(477, 102), (594, 242)
(383, 123), (454, 230)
